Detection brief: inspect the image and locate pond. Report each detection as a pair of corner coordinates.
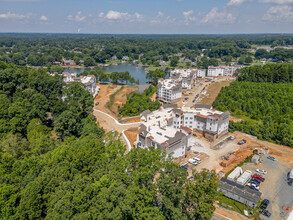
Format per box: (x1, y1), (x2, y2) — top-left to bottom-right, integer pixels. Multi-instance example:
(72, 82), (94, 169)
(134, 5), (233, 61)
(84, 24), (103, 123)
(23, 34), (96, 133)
(64, 62), (148, 84)
(64, 63), (149, 92)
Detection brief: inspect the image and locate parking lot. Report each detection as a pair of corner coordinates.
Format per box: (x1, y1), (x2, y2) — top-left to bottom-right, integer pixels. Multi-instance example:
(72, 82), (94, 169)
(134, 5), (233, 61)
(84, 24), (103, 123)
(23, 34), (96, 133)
(242, 154), (293, 219)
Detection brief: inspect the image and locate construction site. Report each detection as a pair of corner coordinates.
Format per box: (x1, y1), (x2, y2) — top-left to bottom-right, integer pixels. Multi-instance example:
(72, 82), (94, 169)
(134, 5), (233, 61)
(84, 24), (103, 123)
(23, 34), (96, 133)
(93, 76), (293, 220)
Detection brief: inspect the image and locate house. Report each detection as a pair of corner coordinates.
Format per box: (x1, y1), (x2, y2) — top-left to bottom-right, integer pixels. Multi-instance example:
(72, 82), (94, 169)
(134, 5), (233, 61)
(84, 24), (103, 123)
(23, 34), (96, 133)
(218, 178), (262, 208)
(64, 60), (75, 66)
(137, 104), (192, 158)
(157, 78), (182, 103)
(63, 73), (96, 95)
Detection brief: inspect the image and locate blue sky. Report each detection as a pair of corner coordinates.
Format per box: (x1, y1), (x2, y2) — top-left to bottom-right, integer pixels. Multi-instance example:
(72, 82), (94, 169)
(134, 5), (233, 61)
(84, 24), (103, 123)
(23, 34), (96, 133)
(0, 0), (293, 34)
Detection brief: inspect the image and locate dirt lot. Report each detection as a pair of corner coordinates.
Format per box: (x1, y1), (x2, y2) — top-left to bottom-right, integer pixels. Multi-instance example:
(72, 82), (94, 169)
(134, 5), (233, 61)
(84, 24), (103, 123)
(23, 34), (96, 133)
(108, 85), (138, 115)
(124, 128), (138, 148)
(199, 80), (233, 105)
(95, 84), (121, 116)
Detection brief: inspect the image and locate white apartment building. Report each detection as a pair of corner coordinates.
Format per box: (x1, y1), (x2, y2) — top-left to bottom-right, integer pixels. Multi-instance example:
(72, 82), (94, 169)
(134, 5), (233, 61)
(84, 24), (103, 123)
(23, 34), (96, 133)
(136, 104), (230, 157)
(137, 104), (192, 158)
(157, 78), (182, 103)
(170, 68), (194, 90)
(207, 66), (244, 77)
(172, 104), (230, 141)
(195, 69), (206, 78)
(63, 73), (96, 95)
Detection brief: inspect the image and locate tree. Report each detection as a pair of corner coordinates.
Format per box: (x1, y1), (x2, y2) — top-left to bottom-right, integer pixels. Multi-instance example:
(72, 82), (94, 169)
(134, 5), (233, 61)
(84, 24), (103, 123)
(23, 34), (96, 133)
(84, 57), (95, 67)
(170, 57), (179, 67)
(146, 69), (165, 85)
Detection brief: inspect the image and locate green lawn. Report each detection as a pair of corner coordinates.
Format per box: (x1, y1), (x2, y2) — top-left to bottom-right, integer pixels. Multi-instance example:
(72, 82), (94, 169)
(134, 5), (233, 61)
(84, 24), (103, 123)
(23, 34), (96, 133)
(218, 195), (260, 218)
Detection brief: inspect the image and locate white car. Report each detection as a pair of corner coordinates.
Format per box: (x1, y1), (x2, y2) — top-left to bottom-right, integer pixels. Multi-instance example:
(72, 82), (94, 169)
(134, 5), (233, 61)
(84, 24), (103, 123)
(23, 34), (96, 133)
(188, 158), (198, 165)
(247, 183), (260, 190)
(192, 157), (201, 163)
(256, 169), (267, 175)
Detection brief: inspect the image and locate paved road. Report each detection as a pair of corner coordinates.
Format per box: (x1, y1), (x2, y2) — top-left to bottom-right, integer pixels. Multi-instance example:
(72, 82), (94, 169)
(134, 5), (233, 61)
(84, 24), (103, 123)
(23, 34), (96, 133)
(93, 109), (140, 151)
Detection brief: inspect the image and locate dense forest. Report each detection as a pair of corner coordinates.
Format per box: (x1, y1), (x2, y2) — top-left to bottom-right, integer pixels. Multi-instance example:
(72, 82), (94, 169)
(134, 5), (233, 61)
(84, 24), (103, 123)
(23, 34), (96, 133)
(214, 63), (293, 147)
(0, 61), (219, 219)
(1, 33), (293, 68)
(119, 86), (161, 116)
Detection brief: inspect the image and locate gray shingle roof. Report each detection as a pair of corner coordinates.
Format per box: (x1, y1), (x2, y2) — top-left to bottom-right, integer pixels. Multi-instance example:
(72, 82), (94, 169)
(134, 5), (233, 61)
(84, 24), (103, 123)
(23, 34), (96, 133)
(218, 178), (262, 204)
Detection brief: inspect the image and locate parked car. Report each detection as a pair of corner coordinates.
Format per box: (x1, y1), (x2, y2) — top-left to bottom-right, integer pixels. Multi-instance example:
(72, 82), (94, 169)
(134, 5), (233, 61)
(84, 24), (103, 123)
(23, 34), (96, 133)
(267, 156), (276, 161)
(184, 97), (189, 100)
(260, 209), (271, 217)
(192, 157), (201, 163)
(253, 175), (265, 182)
(230, 136), (236, 140)
(95, 102), (99, 106)
(249, 179), (260, 186)
(237, 139), (247, 145)
(250, 178), (261, 184)
(256, 169), (267, 175)
(260, 199), (270, 210)
(247, 183), (260, 190)
(188, 158), (198, 165)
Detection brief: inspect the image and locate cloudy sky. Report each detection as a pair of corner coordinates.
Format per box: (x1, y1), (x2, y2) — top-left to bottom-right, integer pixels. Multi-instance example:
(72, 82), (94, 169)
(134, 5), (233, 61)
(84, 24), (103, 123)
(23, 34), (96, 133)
(0, 0), (293, 34)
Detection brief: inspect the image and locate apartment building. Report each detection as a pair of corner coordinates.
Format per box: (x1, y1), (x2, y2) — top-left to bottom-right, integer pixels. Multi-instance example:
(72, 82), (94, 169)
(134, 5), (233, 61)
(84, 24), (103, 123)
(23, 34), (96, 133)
(207, 66), (244, 77)
(172, 104), (230, 141)
(137, 104), (192, 158)
(195, 69), (206, 78)
(157, 78), (182, 103)
(63, 73), (96, 95)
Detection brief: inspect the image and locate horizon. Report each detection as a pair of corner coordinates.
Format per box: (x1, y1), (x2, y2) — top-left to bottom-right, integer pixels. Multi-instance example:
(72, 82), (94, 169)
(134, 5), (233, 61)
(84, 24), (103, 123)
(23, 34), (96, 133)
(1, 0), (293, 34)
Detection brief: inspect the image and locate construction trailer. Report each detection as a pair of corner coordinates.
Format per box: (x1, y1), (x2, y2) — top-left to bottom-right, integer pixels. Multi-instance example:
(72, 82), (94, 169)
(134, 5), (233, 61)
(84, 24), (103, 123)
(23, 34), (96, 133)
(236, 170), (252, 185)
(227, 167), (243, 181)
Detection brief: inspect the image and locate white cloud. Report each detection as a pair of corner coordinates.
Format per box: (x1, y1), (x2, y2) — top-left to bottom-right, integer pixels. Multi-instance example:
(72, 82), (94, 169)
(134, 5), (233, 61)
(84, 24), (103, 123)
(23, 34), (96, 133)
(67, 11), (86, 22)
(183, 10), (197, 24)
(260, 0), (293, 3)
(228, 0), (293, 5)
(158, 11), (164, 17)
(134, 12), (143, 21)
(227, 0), (247, 6)
(0, 11), (32, 19)
(150, 12), (176, 25)
(262, 5), (293, 22)
(201, 8), (235, 24)
(98, 12), (104, 18)
(105, 10), (130, 20)
(40, 15), (48, 21)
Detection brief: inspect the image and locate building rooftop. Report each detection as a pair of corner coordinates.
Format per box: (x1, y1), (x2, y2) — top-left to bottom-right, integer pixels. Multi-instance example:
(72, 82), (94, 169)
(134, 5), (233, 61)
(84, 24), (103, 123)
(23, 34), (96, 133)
(218, 178), (262, 204)
(181, 106), (226, 117)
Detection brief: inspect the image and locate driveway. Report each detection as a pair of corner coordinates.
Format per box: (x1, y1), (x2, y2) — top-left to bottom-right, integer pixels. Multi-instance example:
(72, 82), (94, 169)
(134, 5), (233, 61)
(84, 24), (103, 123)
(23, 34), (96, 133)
(93, 109), (140, 152)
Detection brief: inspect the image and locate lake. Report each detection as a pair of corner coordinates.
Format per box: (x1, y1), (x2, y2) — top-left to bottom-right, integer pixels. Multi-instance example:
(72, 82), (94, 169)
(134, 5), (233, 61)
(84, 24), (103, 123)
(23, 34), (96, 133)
(64, 63), (149, 92)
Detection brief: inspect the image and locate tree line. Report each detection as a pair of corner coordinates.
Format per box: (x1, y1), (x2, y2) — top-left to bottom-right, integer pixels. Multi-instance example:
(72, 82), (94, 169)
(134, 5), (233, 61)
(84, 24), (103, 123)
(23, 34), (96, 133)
(1, 33), (293, 68)
(0, 61), (219, 219)
(214, 63), (293, 147)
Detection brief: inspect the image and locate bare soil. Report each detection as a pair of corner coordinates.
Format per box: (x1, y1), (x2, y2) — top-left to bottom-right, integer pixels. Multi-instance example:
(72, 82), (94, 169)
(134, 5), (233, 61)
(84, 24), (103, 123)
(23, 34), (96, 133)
(199, 81), (233, 105)
(124, 128), (138, 148)
(109, 85), (138, 115)
(94, 84), (120, 116)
